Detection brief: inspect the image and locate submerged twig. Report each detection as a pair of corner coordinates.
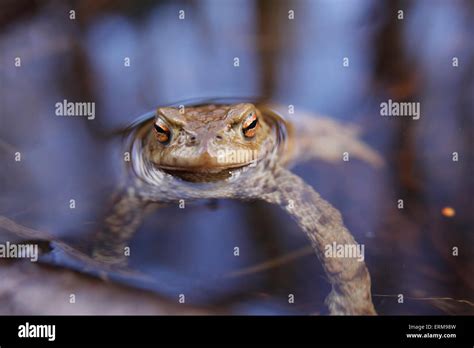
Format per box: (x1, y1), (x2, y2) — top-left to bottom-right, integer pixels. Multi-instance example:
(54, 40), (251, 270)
(226, 245), (313, 278)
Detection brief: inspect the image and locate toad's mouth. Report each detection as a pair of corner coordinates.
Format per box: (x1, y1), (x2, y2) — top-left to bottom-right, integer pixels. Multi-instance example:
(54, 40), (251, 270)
(157, 161), (255, 173)
(158, 162), (256, 182)
(154, 147), (262, 175)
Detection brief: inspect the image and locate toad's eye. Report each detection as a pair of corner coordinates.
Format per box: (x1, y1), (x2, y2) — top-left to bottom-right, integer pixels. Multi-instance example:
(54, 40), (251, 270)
(153, 118), (171, 144)
(242, 112), (259, 138)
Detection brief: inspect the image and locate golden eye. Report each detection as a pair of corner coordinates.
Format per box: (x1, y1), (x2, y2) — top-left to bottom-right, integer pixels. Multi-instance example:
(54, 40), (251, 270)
(153, 118), (171, 144)
(242, 112), (258, 138)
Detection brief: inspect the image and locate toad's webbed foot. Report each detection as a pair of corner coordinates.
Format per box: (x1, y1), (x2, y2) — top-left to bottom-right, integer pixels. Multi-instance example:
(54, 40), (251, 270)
(260, 166), (376, 315)
(264, 104), (384, 168)
(293, 114), (383, 168)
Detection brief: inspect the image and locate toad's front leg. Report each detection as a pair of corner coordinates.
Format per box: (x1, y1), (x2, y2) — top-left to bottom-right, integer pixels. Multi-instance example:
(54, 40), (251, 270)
(92, 188), (152, 266)
(260, 166), (376, 315)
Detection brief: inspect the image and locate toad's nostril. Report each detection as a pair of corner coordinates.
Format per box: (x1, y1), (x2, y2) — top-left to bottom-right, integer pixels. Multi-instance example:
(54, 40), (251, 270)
(190, 135), (197, 141)
(216, 135), (223, 140)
